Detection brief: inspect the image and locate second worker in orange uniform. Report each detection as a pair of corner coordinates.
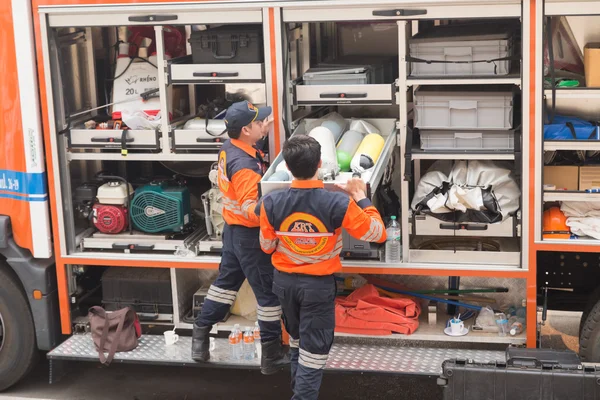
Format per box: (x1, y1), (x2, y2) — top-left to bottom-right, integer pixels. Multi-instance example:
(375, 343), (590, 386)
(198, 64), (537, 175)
(257, 135), (387, 400)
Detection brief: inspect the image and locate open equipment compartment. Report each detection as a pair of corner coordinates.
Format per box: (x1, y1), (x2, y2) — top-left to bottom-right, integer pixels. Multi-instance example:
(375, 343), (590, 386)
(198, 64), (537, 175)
(42, 6), (274, 261)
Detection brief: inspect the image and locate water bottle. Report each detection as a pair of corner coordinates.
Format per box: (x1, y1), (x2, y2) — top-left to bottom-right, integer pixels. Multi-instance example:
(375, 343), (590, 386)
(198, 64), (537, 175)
(495, 313), (509, 337)
(229, 324), (242, 361)
(385, 216), (401, 263)
(508, 316), (526, 336)
(243, 327), (255, 360)
(253, 322), (261, 359)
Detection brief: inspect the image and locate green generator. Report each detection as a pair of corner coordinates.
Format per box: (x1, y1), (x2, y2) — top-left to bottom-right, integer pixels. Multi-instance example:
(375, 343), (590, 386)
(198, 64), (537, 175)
(130, 182), (191, 233)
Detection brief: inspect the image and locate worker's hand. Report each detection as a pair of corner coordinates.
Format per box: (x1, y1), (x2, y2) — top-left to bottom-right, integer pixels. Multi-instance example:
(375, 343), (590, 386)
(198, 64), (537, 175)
(260, 115), (274, 137)
(336, 178), (367, 202)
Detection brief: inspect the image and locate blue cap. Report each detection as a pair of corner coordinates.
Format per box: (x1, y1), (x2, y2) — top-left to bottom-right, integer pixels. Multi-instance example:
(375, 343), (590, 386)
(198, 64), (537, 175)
(224, 101), (272, 132)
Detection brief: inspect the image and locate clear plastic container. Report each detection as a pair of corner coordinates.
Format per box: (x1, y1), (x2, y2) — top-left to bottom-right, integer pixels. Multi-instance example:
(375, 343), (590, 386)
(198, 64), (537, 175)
(385, 216), (401, 263)
(229, 324), (243, 361)
(495, 313), (509, 337)
(253, 322), (261, 359)
(243, 327), (255, 360)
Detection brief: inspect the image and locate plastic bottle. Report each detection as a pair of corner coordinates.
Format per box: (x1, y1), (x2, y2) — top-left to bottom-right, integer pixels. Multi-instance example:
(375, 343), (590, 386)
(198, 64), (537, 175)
(229, 324), (242, 361)
(243, 327), (255, 360)
(253, 322), (261, 359)
(385, 216), (401, 263)
(508, 315), (526, 336)
(495, 313), (509, 337)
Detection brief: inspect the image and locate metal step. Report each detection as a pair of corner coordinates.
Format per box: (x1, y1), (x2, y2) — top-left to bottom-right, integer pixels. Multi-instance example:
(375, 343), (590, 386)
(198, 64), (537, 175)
(47, 333), (506, 376)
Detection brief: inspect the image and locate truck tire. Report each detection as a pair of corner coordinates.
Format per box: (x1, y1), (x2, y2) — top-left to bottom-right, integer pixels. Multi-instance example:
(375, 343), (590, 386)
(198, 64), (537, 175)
(579, 295), (600, 362)
(579, 286), (600, 338)
(0, 265), (37, 391)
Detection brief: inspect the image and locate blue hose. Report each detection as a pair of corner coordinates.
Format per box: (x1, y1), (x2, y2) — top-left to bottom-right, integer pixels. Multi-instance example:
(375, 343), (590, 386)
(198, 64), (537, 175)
(375, 284), (483, 311)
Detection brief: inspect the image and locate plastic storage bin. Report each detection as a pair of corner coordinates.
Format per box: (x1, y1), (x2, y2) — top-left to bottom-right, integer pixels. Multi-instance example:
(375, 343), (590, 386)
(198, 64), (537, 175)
(409, 24), (514, 77)
(419, 129), (515, 150)
(101, 267), (172, 315)
(414, 86), (514, 130)
(303, 68), (370, 85)
(189, 25), (263, 64)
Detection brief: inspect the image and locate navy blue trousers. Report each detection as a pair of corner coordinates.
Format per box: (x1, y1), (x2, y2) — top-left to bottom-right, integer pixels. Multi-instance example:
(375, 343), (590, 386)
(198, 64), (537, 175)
(195, 223), (282, 342)
(272, 270), (336, 400)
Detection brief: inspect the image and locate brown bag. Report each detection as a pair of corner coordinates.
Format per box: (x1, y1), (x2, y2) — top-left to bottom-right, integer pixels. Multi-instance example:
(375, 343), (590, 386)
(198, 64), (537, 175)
(88, 306), (140, 365)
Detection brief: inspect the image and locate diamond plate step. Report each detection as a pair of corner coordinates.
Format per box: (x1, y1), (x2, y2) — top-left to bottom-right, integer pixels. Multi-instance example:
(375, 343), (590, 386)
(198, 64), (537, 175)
(47, 333), (506, 375)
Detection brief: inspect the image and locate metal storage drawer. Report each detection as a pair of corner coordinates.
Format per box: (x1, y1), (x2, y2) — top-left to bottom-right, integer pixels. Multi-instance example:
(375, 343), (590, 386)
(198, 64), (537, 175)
(419, 129), (515, 150)
(169, 60), (264, 84)
(68, 129), (161, 151)
(412, 214), (519, 238)
(260, 118), (397, 198)
(171, 129), (226, 152)
(414, 87), (514, 130)
(294, 83), (396, 105)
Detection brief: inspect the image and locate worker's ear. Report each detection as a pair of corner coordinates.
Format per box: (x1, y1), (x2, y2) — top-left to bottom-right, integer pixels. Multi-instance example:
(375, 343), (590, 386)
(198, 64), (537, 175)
(318, 160), (322, 168)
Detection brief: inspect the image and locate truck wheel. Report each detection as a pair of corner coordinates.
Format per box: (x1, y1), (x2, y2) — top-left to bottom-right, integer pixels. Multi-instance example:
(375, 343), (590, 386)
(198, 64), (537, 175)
(579, 286), (600, 338)
(579, 295), (600, 362)
(0, 265), (37, 391)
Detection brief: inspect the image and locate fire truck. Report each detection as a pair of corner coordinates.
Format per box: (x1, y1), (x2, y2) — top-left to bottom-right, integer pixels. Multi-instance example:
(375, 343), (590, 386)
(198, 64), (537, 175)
(0, 0), (599, 392)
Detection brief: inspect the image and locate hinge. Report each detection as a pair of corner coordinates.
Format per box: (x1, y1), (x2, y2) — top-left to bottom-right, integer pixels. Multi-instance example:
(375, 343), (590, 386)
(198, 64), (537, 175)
(396, 121), (401, 130)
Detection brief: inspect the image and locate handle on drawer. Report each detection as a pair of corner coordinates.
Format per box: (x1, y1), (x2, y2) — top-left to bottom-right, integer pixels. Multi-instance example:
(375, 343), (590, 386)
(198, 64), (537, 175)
(439, 223), (488, 231)
(320, 93), (368, 99)
(193, 72), (239, 78)
(91, 137), (134, 143)
(454, 132), (483, 139)
(128, 15), (178, 22)
(112, 244), (156, 251)
(448, 100), (478, 110)
(444, 47), (473, 57)
(372, 9), (427, 16)
(196, 138), (225, 143)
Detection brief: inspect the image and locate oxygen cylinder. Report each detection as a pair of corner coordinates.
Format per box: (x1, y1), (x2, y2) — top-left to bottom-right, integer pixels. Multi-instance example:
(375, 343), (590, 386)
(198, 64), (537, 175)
(321, 120), (345, 143)
(309, 126), (339, 175)
(350, 133), (385, 174)
(336, 130), (364, 172)
(267, 170), (292, 181)
(275, 159), (290, 173)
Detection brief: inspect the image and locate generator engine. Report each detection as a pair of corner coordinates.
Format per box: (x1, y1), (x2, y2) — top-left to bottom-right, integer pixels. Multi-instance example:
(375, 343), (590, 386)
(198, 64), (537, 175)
(73, 182), (99, 219)
(130, 181), (191, 233)
(93, 182), (133, 234)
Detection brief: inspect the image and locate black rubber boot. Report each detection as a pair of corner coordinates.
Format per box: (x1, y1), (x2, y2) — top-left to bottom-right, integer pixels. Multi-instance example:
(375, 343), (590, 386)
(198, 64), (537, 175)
(261, 339), (291, 375)
(191, 324), (211, 362)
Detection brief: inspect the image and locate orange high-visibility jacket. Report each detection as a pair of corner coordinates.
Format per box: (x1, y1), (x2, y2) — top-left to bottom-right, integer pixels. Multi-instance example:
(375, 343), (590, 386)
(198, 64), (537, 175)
(217, 139), (266, 228)
(258, 180), (386, 276)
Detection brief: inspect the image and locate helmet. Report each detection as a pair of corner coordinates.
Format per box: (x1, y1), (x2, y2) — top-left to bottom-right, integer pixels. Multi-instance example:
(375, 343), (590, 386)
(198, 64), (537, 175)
(543, 207), (570, 239)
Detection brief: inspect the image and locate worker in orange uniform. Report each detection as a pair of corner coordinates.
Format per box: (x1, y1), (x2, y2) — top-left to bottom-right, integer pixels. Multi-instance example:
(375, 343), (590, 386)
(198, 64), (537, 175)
(192, 101), (289, 375)
(257, 135), (387, 399)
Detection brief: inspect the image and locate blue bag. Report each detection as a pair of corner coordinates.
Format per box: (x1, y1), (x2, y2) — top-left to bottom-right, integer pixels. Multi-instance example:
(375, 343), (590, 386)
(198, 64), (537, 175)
(544, 114), (599, 140)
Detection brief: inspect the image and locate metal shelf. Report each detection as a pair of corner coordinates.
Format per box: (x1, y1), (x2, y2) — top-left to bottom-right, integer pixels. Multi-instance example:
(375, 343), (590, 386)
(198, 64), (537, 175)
(544, 191), (600, 202)
(544, 88), (600, 99)
(544, 141), (600, 152)
(407, 73), (521, 87)
(66, 152), (219, 162)
(410, 149), (515, 160)
(539, 238), (600, 246)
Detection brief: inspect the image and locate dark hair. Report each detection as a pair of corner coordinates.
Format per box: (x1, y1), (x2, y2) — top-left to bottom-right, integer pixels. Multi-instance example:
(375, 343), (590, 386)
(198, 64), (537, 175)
(227, 128), (242, 140)
(283, 135), (321, 179)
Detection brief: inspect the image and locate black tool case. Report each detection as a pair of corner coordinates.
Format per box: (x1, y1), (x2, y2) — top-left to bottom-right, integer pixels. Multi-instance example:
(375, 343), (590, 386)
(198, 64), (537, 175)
(439, 348), (600, 400)
(101, 267), (172, 318)
(189, 25), (264, 64)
